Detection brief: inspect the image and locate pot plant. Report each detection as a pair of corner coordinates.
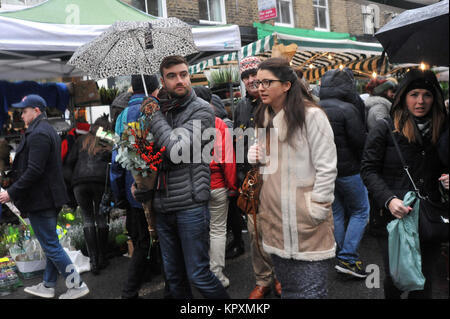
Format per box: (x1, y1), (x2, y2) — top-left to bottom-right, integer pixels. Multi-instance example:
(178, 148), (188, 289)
(206, 66), (240, 89)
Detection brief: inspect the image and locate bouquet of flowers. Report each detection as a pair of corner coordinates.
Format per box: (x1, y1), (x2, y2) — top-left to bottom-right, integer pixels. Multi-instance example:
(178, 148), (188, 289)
(113, 96), (165, 236)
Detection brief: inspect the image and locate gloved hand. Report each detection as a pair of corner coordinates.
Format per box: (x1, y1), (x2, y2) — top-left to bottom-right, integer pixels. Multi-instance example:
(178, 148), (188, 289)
(132, 184), (154, 203)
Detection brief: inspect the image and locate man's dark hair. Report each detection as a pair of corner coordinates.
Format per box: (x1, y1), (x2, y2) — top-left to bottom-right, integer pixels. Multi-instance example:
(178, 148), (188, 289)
(131, 74), (159, 94)
(241, 69), (258, 81)
(159, 55), (189, 78)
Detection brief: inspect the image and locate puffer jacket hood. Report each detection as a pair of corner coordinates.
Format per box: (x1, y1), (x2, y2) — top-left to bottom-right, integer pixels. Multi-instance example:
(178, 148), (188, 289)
(391, 69), (445, 116)
(319, 68), (356, 102)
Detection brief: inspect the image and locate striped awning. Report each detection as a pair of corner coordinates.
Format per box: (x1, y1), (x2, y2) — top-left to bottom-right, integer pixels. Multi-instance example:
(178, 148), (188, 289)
(189, 32), (385, 79)
(189, 35), (274, 74)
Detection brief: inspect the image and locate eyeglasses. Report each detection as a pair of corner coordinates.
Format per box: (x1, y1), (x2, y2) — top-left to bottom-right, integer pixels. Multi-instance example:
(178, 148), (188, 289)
(251, 79), (283, 89)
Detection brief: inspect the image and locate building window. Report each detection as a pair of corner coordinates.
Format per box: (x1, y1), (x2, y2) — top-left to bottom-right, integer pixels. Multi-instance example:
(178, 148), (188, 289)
(199, 0), (226, 24)
(126, 0), (167, 17)
(313, 0), (330, 31)
(146, 0), (167, 18)
(362, 4), (380, 35)
(275, 0), (294, 27)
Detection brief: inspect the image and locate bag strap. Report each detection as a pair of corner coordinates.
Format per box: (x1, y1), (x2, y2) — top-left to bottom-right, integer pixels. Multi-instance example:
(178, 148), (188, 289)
(382, 119), (421, 195)
(104, 162), (111, 194)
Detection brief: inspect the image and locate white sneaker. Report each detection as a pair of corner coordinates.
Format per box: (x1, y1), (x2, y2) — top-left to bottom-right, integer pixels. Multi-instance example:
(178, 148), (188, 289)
(24, 283), (55, 298)
(59, 282), (90, 299)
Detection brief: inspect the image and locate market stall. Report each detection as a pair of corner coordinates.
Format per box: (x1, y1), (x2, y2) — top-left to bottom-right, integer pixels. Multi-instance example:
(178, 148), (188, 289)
(189, 22), (390, 83)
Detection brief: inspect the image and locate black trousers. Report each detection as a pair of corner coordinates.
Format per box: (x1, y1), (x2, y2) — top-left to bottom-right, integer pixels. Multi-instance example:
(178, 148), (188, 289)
(227, 196), (243, 242)
(122, 206), (156, 298)
(377, 235), (441, 299)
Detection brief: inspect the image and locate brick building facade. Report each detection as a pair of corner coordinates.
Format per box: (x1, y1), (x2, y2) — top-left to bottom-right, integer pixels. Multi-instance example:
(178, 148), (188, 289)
(122, 0), (436, 40)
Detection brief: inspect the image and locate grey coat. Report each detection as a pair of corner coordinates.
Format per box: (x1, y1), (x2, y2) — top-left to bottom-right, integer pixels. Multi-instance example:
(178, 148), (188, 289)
(149, 90), (215, 213)
(364, 96), (392, 132)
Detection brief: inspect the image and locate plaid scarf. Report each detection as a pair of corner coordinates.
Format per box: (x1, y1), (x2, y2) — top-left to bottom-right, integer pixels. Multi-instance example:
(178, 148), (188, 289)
(414, 116), (432, 140)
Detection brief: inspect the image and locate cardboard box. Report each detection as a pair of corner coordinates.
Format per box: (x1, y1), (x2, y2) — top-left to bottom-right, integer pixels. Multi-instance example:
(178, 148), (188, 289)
(73, 80), (101, 106)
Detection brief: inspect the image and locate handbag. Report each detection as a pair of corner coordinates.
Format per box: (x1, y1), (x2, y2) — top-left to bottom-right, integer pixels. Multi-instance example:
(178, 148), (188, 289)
(384, 119), (449, 243)
(237, 166), (263, 216)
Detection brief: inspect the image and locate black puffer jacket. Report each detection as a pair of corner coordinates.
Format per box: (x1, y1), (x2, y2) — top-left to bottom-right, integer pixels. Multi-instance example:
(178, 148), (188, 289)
(64, 134), (111, 187)
(233, 94), (260, 186)
(319, 69), (367, 177)
(361, 70), (448, 224)
(148, 89), (215, 213)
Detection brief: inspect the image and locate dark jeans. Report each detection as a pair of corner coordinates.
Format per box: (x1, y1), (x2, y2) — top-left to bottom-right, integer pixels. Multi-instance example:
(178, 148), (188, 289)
(156, 205), (229, 299)
(377, 235), (441, 299)
(28, 210), (80, 288)
(73, 183), (107, 228)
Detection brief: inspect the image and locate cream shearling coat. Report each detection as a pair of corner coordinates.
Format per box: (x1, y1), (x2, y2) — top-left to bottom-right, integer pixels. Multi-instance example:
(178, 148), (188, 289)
(257, 106), (338, 261)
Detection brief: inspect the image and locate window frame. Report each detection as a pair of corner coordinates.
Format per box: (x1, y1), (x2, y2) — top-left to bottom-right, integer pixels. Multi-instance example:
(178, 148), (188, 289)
(144, 0), (168, 18)
(313, 0), (330, 32)
(274, 0), (295, 28)
(199, 0), (227, 25)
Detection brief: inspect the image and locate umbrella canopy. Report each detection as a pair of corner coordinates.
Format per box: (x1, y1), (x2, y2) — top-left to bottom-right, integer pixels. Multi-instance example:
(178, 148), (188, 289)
(375, 0), (449, 66)
(68, 18), (198, 80)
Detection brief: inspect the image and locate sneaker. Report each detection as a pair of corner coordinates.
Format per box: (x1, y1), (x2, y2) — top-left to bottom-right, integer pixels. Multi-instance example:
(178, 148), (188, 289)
(24, 283), (55, 298)
(59, 282), (90, 299)
(335, 259), (368, 278)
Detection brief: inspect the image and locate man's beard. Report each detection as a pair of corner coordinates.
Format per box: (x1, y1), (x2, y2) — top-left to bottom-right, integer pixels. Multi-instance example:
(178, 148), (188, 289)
(168, 86), (190, 99)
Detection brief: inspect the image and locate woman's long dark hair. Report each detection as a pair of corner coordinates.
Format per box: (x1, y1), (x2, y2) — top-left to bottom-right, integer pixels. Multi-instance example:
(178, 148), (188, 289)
(82, 115), (112, 156)
(254, 58), (318, 147)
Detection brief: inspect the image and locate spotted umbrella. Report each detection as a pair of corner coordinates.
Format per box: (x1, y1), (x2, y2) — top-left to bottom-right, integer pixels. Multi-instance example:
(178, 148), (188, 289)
(68, 17), (198, 95)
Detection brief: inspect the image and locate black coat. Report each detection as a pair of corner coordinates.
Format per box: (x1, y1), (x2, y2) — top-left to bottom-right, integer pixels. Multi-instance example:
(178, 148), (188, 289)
(319, 69), (367, 177)
(8, 114), (69, 214)
(233, 94), (259, 186)
(64, 133), (111, 187)
(361, 119), (445, 224)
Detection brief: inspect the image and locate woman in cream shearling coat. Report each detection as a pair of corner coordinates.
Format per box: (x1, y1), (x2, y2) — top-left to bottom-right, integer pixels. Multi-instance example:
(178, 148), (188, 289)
(248, 58), (337, 298)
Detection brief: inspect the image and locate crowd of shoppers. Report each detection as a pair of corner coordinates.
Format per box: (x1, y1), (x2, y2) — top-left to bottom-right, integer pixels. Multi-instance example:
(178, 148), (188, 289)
(1, 54), (448, 300)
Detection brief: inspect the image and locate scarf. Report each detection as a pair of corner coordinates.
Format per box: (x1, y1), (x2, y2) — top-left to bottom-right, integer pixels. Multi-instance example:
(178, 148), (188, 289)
(158, 89), (193, 114)
(414, 116), (432, 140)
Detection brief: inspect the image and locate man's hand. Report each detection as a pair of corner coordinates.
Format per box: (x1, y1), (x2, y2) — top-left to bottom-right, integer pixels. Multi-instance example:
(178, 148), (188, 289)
(0, 191), (11, 204)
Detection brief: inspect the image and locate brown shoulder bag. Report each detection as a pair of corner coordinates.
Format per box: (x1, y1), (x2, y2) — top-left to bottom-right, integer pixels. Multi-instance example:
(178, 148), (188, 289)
(237, 166), (263, 215)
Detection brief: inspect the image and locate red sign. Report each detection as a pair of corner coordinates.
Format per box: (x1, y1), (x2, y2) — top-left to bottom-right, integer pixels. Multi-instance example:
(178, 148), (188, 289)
(259, 8), (277, 21)
(258, 0), (278, 21)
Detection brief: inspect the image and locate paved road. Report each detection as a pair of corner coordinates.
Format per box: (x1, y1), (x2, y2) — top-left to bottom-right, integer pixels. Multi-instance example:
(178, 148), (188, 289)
(2, 231), (448, 300)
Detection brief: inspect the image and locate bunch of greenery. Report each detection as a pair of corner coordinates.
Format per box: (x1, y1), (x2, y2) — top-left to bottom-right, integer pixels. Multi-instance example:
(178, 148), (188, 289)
(99, 86), (119, 105)
(208, 66), (240, 88)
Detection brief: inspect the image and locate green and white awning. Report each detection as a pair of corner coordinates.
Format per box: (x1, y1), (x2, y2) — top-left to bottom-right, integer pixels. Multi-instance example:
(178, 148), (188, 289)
(189, 23), (385, 78)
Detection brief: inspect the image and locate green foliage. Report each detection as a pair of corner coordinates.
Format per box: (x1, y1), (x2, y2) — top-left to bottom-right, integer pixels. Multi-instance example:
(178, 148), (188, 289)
(208, 67), (240, 87)
(99, 86), (119, 105)
(440, 82), (449, 100)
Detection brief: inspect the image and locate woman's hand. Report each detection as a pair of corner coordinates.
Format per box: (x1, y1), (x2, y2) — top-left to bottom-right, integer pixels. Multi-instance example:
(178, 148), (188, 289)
(439, 174), (449, 190)
(388, 198), (412, 219)
(248, 144), (264, 164)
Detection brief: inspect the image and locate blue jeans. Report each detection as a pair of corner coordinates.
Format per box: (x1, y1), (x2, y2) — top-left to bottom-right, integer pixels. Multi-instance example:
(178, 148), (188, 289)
(28, 211), (80, 288)
(332, 174), (370, 264)
(156, 205), (229, 299)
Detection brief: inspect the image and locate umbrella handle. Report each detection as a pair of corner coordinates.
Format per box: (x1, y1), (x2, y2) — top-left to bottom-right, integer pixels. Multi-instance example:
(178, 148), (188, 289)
(141, 73), (149, 97)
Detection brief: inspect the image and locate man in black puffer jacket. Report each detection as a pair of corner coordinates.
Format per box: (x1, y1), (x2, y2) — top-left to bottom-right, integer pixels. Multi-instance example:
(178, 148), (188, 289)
(140, 56), (229, 299)
(319, 68), (370, 279)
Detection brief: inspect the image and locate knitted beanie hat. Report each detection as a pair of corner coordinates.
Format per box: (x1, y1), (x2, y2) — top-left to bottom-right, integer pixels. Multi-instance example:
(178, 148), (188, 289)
(239, 56), (261, 74)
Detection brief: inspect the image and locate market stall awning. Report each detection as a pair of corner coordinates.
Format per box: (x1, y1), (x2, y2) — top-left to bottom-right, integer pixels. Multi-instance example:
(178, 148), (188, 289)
(189, 23), (385, 81)
(0, 0), (241, 80)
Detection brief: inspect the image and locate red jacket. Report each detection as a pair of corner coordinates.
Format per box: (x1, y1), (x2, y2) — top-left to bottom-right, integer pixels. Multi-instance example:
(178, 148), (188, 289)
(210, 117), (237, 195)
